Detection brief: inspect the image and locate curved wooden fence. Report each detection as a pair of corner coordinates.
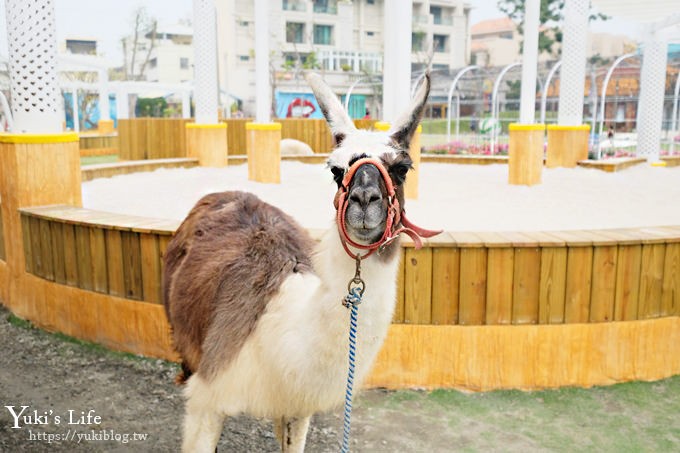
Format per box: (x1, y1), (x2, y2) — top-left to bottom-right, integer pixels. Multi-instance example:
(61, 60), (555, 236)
(11, 204), (680, 390)
(116, 118), (377, 159)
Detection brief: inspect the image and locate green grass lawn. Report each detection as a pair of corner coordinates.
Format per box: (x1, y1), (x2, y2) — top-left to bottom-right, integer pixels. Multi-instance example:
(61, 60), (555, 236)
(80, 154), (119, 166)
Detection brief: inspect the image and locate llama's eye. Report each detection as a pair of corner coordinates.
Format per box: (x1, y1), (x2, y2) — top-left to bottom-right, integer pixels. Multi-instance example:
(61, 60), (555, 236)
(330, 166), (345, 187)
(389, 158), (413, 186)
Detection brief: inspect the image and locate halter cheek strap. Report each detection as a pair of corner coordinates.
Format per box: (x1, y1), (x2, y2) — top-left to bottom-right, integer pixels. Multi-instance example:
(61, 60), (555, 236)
(334, 157), (442, 260)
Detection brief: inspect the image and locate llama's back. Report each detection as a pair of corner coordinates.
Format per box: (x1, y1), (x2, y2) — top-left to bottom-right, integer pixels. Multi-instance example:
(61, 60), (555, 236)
(163, 191), (316, 381)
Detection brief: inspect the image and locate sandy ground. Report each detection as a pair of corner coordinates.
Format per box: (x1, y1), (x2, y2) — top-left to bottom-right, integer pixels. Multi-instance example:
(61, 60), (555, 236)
(2, 306), (680, 453)
(82, 162), (680, 232)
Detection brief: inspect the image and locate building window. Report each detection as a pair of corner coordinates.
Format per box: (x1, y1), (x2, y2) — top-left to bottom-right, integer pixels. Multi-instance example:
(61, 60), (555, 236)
(499, 32), (514, 39)
(313, 25), (333, 45)
(239, 55), (250, 61)
(366, 31), (375, 37)
(412, 32), (425, 52)
(286, 22), (305, 44)
(313, 0), (337, 14)
(149, 58), (157, 69)
(282, 1), (306, 12)
(180, 57), (189, 69)
(433, 34), (448, 53)
(239, 20), (249, 27)
(367, 0), (375, 4)
(430, 6), (442, 23)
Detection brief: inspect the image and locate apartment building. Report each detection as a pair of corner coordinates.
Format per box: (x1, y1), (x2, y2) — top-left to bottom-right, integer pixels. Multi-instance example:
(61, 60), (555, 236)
(216, 0), (471, 118)
(471, 17), (636, 68)
(122, 23), (194, 84)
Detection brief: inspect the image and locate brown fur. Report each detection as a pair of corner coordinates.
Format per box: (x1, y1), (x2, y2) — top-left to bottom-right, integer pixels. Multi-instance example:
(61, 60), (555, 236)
(163, 191), (315, 380)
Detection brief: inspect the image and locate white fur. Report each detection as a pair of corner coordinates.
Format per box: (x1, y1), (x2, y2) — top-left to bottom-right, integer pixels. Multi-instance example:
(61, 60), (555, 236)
(182, 227), (399, 452)
(184, 228), (399, 416)
(326, 129), (396, 169)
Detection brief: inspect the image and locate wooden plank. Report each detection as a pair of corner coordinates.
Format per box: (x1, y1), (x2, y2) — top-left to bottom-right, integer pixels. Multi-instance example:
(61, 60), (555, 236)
(638, 243), (666, 319)
(121, 231), (144, 300)
(662, 243), (680, 316)
(105, 229), (126, 298)
(20, 214), (33, 274)
(564, 246), (593, 323)
(29, 217), (44, 278)
(485, 248), (514, 325)
(458, 248), (487, 325)
(539, 247), (567, 324)
(431, 248), (460, 325)
(140, 234), (162, 304)
(0, 208), (5, 261)
(62, 223), (79, 286)
(404, 248), (433, 324)
(512, 247), (541, 324)
(89, 228), (108, 293)
(74, 225), (94, 291)
(614, 244), (642, 321)
(50, 222), (67, 284)
(589, 245), (618, 322)
(393, 250), (405, 323)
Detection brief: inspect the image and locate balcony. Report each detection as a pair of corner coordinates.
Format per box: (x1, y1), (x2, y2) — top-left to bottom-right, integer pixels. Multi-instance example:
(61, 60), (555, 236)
(282, 1), (306, 12)
(313, 0), (338, 14)
(433, 16), (453, 26)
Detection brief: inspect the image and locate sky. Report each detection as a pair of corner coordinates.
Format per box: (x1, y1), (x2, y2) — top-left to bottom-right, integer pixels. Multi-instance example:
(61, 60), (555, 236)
(0, 0), (644, 67)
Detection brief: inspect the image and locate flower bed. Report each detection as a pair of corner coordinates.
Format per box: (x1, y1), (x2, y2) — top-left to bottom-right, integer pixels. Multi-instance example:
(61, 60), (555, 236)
(423, 141), (509, 156)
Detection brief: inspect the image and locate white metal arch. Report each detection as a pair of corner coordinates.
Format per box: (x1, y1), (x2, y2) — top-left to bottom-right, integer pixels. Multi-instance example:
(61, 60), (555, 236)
(344, 76), (381, 114)
(540, 61), (562, 125)
(669, 72), (680, 155)
(491, 62), (521, 153)
(596, 52), (637, 158)
(446, 65), (479, 142)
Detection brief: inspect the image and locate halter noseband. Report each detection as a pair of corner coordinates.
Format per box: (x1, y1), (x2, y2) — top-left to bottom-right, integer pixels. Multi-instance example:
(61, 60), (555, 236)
(334, 157), (442, 260)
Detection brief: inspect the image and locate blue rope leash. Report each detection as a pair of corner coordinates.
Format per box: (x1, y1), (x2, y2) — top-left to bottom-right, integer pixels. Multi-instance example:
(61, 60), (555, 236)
(341, 287), (362, 453)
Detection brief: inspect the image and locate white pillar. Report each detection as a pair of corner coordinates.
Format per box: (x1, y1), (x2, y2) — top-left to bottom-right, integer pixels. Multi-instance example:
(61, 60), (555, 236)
(71, 89), (80, 133)
(98, 69), (111, 122)
(382, 0), (412, 122)
(116, 88), (129, 119)
(557, 0), (589, 126)
(182, 91), (192, 119)
(636, 34), (668, 162)
(193, 0), (219, 124)
(519, 0), (540, 124)
(5, 0), (62, 133)
(254, 0), (271, 123)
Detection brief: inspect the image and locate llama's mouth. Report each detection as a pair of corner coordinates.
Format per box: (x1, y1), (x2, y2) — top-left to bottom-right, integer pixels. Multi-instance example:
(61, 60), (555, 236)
(347, 224), (386, 244)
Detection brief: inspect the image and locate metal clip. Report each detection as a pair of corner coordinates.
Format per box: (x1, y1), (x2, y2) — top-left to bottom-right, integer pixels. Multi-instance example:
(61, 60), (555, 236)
(343, 255), (365, 308)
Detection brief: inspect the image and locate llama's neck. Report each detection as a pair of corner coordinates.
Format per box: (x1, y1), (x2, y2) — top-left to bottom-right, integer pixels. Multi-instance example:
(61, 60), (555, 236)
(309, 225), (401, 332)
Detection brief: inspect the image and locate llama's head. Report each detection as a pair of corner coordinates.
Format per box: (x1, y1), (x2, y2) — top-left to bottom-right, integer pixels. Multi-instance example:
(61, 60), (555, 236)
(306, 72), (430, 247)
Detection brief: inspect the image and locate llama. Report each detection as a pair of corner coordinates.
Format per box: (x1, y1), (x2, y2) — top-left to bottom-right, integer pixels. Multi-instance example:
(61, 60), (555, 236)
(163, 72), (432, 452)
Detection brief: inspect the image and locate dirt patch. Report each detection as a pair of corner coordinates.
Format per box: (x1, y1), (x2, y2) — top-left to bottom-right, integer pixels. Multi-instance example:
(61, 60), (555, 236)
(1, 305), (679, 452)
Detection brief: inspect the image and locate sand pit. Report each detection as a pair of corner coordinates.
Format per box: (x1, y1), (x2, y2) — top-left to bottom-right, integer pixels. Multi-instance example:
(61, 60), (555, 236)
(82, 161), (680, 232)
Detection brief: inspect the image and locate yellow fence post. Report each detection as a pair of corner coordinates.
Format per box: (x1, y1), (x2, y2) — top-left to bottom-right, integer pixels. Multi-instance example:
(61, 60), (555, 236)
(246, 122), (281, 183)
(546, 124), (590, 168)
(185, 123), (229, 167)
(0, 132), (82, 315)
(97, 119), (115, 135)
(508, 123), (545, 186)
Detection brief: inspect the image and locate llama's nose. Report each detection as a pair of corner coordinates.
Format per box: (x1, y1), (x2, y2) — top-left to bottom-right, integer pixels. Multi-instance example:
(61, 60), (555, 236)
(349, 186), (382, 209)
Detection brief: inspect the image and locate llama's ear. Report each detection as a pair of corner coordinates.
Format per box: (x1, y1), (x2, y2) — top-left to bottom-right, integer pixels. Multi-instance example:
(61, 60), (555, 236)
(389, 73), (431, 150)
(306, 72), (356, 146)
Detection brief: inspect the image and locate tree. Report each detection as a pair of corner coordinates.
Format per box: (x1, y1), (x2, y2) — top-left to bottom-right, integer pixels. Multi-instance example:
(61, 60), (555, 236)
(497, 0), (607, 58)
(121, 7), (158, 81)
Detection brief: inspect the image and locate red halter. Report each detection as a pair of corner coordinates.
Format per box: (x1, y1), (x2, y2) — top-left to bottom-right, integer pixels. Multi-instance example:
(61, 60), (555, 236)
(333, 157), (442, 260)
